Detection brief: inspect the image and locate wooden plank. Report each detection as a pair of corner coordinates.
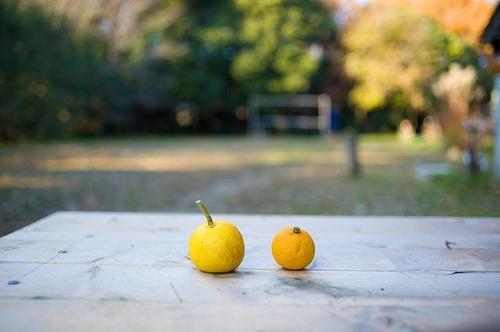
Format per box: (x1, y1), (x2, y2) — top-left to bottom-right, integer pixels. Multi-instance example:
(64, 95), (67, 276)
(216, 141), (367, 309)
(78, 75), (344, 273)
(0, 212), (499, 331)
(1, 299), (499, 332)
(0, 263), (499, 302)
(1, 237), (499, 272)
(2, 212), (499, 272)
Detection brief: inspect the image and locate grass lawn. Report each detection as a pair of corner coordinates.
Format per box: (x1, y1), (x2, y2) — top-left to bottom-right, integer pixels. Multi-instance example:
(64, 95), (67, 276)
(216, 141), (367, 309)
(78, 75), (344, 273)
(0, 135), (499, 235)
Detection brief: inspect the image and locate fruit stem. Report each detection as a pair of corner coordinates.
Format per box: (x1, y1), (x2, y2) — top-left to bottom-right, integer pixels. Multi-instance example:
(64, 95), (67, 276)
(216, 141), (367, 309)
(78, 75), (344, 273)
(195, 200), (214, 227)
(293, 227), (301, 233)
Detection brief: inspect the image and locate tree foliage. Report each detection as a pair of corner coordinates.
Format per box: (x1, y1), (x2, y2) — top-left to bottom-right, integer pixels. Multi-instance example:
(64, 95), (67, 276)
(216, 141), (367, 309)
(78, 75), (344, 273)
(0, 0), (493, 139)
(343, 5), (479, 114)
(131, 0), (334, 111)
(232, 0), (333, 94)
(0, 1), (115, 140)
(0, 0), (335, 139)
(381, 0), (495, 46)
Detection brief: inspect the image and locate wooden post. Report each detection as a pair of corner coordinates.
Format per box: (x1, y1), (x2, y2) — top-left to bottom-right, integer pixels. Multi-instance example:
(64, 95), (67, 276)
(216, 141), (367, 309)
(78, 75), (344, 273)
(345, 130), (361, 177)
(464, 118), (480, 175)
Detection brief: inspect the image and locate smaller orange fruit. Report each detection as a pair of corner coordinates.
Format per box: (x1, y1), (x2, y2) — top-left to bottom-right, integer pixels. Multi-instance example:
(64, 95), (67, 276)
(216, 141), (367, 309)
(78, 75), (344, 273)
(272, 226), (315, 270)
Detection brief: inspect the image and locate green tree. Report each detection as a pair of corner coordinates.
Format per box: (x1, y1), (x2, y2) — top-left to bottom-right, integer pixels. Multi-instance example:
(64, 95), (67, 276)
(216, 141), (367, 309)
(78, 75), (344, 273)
(131, 0), (335, 112)
(1, 0), (336, 138)
(232, 0), (334, 94)
(0, 0), (111, 140)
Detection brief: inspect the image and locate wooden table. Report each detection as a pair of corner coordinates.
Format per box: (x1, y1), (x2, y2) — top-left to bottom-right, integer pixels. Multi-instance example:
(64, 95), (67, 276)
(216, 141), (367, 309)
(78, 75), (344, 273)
(0, 212), (499, 331)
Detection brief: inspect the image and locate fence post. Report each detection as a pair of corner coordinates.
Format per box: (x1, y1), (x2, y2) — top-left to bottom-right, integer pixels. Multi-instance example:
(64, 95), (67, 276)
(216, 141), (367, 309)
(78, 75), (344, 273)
(345, 130), (361, 177)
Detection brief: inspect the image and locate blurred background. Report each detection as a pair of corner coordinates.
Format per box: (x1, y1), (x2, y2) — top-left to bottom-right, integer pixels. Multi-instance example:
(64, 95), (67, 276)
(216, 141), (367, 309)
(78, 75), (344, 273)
(1, 0), (499, 235)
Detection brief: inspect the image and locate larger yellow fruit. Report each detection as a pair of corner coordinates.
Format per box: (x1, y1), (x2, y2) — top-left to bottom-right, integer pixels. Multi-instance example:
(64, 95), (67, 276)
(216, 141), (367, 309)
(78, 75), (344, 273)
(188, 200), (245, 273)
(272, 226), (315, 270)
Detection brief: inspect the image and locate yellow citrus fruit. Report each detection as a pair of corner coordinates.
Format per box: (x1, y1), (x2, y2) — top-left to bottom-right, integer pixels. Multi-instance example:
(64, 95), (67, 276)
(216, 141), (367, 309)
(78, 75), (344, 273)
(189, 220), (245, 273)
(189, 200), (245, 273)
(272, 226), (315, 270)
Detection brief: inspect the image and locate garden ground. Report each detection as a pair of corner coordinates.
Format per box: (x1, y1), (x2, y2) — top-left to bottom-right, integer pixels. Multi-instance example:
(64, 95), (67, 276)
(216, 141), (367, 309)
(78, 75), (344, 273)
(1, 135), (499, 235)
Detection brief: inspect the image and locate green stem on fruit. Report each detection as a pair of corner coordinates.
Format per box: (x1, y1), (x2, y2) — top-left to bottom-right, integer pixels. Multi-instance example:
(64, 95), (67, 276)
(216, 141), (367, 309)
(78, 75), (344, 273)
(195, 200), (214, 227)
(293, 227), (301, 233)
